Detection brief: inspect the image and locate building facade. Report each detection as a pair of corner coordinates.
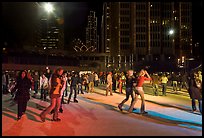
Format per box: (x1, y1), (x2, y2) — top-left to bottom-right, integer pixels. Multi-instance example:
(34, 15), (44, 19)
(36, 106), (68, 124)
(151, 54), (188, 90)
(101, 2), (192, 71)
(33, 2), (64, 52)
(86, 11), (98, 52)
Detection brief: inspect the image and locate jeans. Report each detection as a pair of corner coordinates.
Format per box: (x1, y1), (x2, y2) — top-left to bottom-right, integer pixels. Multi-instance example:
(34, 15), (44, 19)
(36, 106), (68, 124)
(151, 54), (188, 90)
(78, 84), (83, 94)
(192, 99), (202, 114)
(94, 80), (99, 87)
(119, 87), (134, 109)
(181, 82), (189, 90)
(152, 84), (159, 95)
(161, 83), (167, 96)
(40, 89), (47, 100)
(106, 83), (113, 95)
(68, 86), (77, 101)
(34, 81), (38, 94)
(41, 96), (61, 120)
(172, 81), (177, 91)
(129, 87), (145, 113)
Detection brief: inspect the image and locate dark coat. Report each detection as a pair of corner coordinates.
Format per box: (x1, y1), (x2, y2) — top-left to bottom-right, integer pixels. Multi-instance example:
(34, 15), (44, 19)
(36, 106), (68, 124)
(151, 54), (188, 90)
(71, 76), (79, 86)
(12, 77), (32, 102)
(188, 78), (202, 100)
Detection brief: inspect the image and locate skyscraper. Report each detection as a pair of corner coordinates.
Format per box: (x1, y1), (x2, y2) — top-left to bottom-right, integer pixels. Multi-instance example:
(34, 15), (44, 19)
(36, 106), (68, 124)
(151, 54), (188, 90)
(34, 2), (64, 52)
(86, 11), (98, 52)
(101, 2), (192, 71)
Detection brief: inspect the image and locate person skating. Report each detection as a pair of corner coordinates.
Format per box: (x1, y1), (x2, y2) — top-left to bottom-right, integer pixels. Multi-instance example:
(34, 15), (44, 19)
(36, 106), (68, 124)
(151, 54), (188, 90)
(128, 69), (151, 114)
(40, 67), (64, 122)
(11, 70), (32, 120)
(67, 72), (79, 104)
(106, 72), (113, 96)
(118, 70), (136, 112)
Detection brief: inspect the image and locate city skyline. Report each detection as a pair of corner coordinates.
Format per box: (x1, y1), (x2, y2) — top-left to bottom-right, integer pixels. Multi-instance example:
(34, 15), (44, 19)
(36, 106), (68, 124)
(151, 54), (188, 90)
(1, 1), (202, 54)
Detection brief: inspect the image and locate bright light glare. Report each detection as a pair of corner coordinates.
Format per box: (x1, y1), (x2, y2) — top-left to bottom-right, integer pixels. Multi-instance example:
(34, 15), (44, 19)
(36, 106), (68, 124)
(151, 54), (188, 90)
(169, 29), (174, 35)
(44, 3), (54, 13)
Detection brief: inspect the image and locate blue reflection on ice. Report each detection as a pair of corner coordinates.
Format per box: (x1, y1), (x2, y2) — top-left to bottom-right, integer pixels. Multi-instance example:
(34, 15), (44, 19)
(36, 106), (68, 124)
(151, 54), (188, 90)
(178, 124), (202, 131)
(146, 110), (202, 125)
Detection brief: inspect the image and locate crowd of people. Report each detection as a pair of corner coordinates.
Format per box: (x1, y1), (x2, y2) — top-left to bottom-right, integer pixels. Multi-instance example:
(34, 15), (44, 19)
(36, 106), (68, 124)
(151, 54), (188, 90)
(2, 67), (202, 122)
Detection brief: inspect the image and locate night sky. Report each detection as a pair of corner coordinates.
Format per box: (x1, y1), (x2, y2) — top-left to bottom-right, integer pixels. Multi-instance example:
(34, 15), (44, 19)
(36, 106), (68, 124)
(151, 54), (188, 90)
(1, 2), (103, 50)
(63, 2), (103, 48)
(1, 1), (203, 52)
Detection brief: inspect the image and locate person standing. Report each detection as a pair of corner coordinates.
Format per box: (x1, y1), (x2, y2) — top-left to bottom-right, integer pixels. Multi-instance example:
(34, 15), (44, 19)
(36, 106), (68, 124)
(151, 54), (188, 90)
(83, 74), (89, 92)
(112, 72), (117, 93)
(171, 73), (178, 92)
(118, 76), (123, 94)
(78, 73), (84, 94)
(94, 72), (99, 87)
(181, 72), (189, 90)
(67, 72), (72, 93)
(88, 72), (95, 93)
(2, 71), (10, 94)
(151, 73), (160, 96)
(106, 72), (113, 96)
(118, 70), (136, 112)
(45, 69), (52, 81)
(128, 69), (151, 114)
(188, 72), (202, 114)
(2, 72), (7, 94)
(67, 72), (79, 104)
(11, 70), (32, 120)
(32, 71), (39, 98)
(101, 72), (106, 85)
(121, 72), (126, 88)
(39, 74), (49, 101)
(40, 67), (64, 122)
(160, 73), (168, 96)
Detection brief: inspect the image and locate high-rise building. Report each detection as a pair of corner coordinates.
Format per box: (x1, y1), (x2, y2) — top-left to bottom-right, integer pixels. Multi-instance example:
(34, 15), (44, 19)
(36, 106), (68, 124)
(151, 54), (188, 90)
(34, 2), (64, 52)
(101, 2), (192, 71)
(174, 2), (193, 58)
(86, 11), (98, 52)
